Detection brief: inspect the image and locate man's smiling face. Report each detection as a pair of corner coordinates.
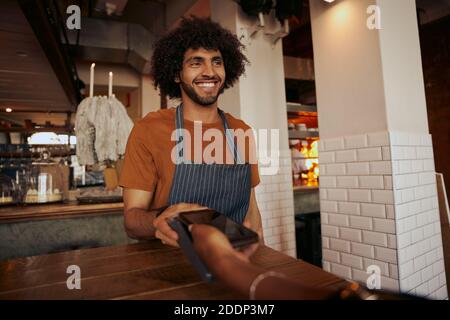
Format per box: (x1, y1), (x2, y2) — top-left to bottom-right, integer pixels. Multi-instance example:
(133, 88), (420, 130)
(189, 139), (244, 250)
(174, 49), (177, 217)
(177, 48), (226, 107)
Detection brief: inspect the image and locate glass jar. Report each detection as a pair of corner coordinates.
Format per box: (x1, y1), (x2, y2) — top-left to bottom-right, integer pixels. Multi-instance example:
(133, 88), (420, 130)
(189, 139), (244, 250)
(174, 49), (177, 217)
(0, 173), (19, 205)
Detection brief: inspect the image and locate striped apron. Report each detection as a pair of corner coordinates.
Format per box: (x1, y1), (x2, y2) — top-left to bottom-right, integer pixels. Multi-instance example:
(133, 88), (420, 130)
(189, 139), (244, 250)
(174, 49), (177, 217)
(167, 104), (252, 224)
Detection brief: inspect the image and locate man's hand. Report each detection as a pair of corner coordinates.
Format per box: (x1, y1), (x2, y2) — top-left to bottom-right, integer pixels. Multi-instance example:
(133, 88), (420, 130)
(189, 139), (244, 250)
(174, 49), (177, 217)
(152, 203), (207, 247)
(190, 223), (259, 265)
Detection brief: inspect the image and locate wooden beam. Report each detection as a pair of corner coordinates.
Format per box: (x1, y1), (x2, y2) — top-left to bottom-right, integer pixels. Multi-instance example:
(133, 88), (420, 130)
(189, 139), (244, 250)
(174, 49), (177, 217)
(17, 0), (81, 112)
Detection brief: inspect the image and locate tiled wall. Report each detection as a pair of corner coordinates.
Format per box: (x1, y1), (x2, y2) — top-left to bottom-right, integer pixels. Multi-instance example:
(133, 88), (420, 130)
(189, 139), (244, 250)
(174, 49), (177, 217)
(319, 131), (448, 300)
(391, 132), (447, 299)
(256, 150), (296, 258)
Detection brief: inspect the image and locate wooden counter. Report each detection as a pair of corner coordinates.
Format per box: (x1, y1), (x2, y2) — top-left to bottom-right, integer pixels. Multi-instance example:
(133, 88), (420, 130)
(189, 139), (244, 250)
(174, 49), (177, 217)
(0, 202), (124, 223)
(0, 240), (347, 300)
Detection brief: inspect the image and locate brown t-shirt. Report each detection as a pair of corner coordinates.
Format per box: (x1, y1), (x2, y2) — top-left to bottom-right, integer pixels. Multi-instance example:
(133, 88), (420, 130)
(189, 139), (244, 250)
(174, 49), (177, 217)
(119, 107), (260, 210)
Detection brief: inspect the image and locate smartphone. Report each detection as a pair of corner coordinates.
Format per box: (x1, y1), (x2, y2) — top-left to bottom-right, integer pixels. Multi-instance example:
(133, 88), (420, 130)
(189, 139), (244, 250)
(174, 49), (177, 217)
(177, 209), (259, 249)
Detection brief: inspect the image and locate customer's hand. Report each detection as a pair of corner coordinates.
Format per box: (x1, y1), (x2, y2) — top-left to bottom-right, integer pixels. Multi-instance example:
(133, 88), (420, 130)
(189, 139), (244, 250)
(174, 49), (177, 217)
(189, 223), (259, 265)
(153, 203), (207, 247)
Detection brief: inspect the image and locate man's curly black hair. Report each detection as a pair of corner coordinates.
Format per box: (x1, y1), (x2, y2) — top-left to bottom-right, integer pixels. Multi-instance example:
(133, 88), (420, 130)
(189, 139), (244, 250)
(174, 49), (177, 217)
(150, 16), (248, 99)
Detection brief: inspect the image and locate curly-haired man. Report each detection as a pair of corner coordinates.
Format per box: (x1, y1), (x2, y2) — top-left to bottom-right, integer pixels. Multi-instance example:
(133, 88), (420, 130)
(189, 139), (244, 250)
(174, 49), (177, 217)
(119, 17), (262, 247)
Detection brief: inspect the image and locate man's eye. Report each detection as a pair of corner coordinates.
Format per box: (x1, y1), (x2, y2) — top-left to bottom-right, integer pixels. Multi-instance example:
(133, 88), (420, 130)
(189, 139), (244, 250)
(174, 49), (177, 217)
(190, 61), (201, 67)
(213, 60), (223, 66)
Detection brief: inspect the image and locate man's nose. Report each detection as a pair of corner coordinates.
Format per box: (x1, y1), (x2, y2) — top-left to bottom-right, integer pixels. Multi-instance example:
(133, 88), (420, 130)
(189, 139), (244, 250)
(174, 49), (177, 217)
(202, 62), (215, 77)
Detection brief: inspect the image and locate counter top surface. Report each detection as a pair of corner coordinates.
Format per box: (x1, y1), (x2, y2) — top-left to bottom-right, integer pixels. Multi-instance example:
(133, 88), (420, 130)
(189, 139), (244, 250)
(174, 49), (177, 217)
(0, 240), (347, 300)
(0, 202), (124, 223)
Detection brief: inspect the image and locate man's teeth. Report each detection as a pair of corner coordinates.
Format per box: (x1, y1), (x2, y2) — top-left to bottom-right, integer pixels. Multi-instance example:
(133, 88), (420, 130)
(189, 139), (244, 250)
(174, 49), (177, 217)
(197, 83), (215, 87)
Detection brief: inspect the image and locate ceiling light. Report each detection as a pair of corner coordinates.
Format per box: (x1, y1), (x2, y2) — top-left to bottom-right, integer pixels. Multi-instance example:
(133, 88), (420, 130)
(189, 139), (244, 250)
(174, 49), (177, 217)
(324, 0), (335, 2)
(5, 108), (12, 113)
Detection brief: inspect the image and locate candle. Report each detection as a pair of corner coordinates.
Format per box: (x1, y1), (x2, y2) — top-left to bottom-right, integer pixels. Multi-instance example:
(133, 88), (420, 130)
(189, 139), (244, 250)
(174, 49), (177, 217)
(89, 63), (95, 98)
(108, 72), (113, 97)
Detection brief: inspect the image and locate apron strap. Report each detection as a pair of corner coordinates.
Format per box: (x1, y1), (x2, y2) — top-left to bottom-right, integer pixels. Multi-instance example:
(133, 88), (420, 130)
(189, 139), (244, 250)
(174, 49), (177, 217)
(175, 104), (243, 164)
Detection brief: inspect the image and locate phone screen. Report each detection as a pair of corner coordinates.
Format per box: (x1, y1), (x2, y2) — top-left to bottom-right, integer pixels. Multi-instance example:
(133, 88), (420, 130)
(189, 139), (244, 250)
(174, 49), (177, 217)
(178, 209), (259, 248)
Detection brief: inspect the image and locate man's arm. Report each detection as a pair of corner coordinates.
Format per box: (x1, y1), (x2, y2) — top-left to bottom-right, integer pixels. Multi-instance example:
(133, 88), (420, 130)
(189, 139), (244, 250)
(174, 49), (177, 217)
(123, 188), (157, 240)
(243, 188), (264, 242)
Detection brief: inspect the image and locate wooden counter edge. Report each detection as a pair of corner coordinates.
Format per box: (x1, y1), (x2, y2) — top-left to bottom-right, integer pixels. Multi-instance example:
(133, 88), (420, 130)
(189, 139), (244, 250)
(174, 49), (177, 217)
(0, 202), (124, 223)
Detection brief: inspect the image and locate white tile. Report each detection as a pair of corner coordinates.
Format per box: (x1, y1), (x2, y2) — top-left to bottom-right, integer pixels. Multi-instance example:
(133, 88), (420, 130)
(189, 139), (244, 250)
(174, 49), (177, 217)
(346, 162), (370, 175)
(324, 138), (345, 151)
(323, 249), (340, 263)
(423, 223), (435, 239)
(321, 225), (339, 238)
(421, 265), (434, 282)
(318, 140), (325, 152)
(330, 238), (351, 253)
(411, 160), (424, 173)
(350, 216), (373, 231)
(425, 250), (438, 265)
(360, 203), (386, 218)
(330, 263), (352, 279)
(326, 164), (347, 176)
(321, 212), (329, 225)
(359, 176), (384, 189)
(423, 159), (435, 172)
(415, 282), (429, 297)
(336, 150), (357, 163)
(418, 172), (435, 185)
(362, 230), (388, 247)
(370, 161), (392, 175)
(344, 134), (368, 149)
(421, 134), (432, 147)
(320, 188), (327, 200)
(340, 227), (362, 242)
(373, 218), (396, 234)
(389, 264), (399, 279)
(327, 189), (348, 201)
(387, 234), (397, 249)
(348, 189), (371, 202)
(375, 247), (397, 264)
(402, 272), (422, 292)
(338, 201), (360, 215)
(428, 275), (441, 294)
(319, 151), (335, 164)
(413, 254), (427, 272)
(386, 205), (395, 219)
(416, 146), (433, 160)
(397, 232), (412, 249)
(322, 261), (331, 272)
(411, 228), (424, 244)
(357, 148), (383, 161)
(398, 160), (413, 174)
(341, 253), (364, 269)
(400, 260), (414, 279)
(384, 176), (393, 190)
(372, 190), (394, 204)
(322, 236), (330, 249)
(413, 186), (426, 200)
(328, 213), (350, 227)
(319, 176), (337, 188)
(351, 242), (375, 258)
(382, 146), (391, 160)
(368, 132), (390, 147)
(420, 198), (433, 211)
(337, 176), (359, 188)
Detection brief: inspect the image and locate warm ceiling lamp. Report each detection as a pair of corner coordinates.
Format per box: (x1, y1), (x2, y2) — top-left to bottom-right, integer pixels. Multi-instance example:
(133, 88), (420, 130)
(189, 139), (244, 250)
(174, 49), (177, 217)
(324, 0), (335, 2)
(5, 108), (12, 113)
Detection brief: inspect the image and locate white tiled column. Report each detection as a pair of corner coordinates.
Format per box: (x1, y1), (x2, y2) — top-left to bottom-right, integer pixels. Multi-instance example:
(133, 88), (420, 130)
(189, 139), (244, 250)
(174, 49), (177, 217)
(310, 0), (447, 299)
(319, 131), (447, 299)
(256, 150), (296, 257)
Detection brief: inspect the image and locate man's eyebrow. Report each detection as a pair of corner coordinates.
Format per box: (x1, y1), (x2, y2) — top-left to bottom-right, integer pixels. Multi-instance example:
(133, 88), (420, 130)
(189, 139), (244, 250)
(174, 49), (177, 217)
(184, 56), (204, 63)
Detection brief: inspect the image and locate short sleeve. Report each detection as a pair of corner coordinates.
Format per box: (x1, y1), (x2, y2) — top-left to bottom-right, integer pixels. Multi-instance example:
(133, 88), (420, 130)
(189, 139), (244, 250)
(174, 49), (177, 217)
(119, 125), (157, 192)
(248, 132), (260, 188)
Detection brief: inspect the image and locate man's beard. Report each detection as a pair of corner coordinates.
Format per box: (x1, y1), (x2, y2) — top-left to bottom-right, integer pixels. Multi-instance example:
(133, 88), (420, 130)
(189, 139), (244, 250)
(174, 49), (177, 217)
(180, 80), (225, 107)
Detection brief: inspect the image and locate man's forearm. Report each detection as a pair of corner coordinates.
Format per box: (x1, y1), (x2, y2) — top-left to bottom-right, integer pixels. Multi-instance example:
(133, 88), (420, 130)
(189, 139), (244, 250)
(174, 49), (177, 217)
(124, 208), (157, 240)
